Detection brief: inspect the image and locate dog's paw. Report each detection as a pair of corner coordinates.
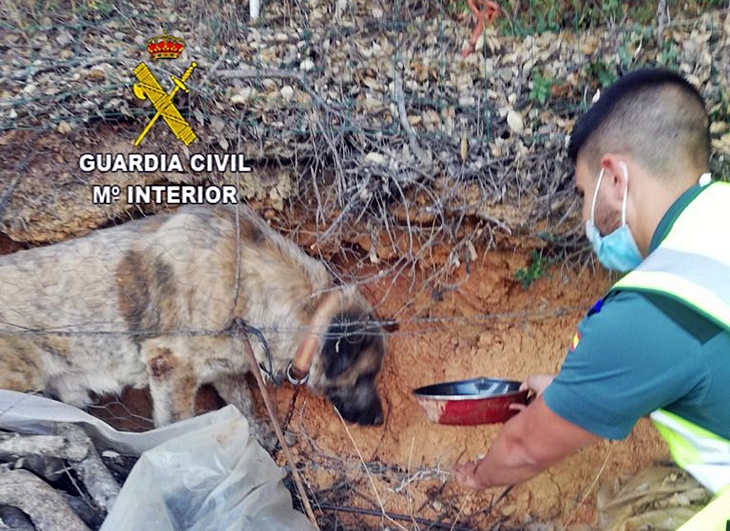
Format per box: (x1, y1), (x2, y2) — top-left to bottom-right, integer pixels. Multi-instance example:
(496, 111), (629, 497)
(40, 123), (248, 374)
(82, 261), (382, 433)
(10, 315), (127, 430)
(281, 429), (299, 448)
(250, 422), (279, 453)
(250, 422), (298, 453)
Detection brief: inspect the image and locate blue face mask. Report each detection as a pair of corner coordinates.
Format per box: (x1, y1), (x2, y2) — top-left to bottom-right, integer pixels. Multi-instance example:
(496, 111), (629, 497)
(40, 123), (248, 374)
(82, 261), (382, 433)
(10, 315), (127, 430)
(585, 168), (643, 272)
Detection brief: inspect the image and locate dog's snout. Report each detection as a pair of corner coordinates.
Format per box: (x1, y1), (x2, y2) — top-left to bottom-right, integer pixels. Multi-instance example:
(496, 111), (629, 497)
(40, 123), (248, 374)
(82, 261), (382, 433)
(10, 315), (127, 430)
(327, 388), (384, 427)
(355, 399), (384, 426)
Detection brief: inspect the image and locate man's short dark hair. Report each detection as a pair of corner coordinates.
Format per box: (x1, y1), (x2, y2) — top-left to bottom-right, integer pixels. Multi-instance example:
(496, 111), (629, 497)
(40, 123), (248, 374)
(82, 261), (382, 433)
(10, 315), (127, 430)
(567, 68), (710, 177)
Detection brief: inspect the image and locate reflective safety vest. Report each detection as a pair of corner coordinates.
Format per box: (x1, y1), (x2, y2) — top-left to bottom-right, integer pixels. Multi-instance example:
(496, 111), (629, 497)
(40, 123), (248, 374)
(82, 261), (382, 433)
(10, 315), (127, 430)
(612, 181), (730, 501)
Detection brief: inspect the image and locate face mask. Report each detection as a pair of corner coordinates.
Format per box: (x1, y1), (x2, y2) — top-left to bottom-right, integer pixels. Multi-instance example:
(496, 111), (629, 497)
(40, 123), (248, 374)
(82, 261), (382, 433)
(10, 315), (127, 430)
(585, 168), (643, 272)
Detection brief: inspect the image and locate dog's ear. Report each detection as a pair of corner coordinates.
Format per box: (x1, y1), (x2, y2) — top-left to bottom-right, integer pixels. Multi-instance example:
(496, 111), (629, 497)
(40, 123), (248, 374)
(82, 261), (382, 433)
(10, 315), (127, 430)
(322, 313), (379, 379)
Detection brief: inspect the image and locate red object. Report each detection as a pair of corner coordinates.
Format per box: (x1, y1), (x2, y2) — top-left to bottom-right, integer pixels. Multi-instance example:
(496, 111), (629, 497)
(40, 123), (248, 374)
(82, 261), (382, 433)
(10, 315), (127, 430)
(461, 0), (501, 58)
(413, 377), (528, 425)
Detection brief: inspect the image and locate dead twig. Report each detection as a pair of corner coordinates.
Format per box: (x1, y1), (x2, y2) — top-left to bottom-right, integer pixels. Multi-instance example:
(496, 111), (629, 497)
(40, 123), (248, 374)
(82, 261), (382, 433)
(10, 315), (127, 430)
(236, 320), (321, 531)
(0, 426), (121, 513)
(334, 407), (410, 531)
(57, 424), (120, 513)
(0, 433), (87, 462)
(394, 70), (430, 168)
(565, 441), (615, 526)
(656, 0), (668, 49)
(200, 47), (229, 87)
(317, 503), (485, 531)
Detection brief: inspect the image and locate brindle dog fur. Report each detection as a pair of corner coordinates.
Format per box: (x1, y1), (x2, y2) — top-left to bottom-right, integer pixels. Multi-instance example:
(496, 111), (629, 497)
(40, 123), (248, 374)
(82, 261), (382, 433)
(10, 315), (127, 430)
(0, 205), (386, 445)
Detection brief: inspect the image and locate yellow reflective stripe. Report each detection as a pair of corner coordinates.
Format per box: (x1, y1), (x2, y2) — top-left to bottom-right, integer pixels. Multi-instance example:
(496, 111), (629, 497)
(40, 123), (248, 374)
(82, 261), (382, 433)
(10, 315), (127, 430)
(616, 269), (730, 330)
(652, 417), (702, 469)
(675, 486), (730, 531)
(651, 410), (730, 492)
(651, 410), (730, 467)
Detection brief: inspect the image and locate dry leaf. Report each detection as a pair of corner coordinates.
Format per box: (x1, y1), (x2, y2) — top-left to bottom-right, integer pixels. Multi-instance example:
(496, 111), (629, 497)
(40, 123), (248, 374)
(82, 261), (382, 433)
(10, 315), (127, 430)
(55, 29), (74, 47)
(57, 121), (73, 134)
(460, 132), (469, 162)
(85, 69), (105, 81)
(711, 133), (730, 154)
(210, 116), (225, 133)
(364, 152), (386, 164)
(507, 109), (524, 135)
(194, 109), (205, 126)
(466, 240), (477, 262)
(280, 85), (294, 100)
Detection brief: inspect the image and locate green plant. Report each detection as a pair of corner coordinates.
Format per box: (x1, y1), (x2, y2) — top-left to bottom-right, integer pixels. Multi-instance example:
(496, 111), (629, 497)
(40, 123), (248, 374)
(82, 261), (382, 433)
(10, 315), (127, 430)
(447, 0), (470, 17)
(657, 41), (680, 68)
(587, 59), (618, 88)
(514, 249), (555, 289)
(503, 0), (563, 35)
(530, 72), (555, 105)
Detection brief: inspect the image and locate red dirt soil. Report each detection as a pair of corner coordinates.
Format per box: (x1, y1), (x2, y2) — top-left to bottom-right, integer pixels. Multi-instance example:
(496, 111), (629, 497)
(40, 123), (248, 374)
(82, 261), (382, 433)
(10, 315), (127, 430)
(275, 247), (669, 529)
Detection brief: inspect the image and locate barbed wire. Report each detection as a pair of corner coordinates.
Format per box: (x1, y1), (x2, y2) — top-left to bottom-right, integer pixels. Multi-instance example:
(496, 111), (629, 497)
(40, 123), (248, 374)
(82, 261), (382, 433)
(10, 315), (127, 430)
(0, 302), (587, 339)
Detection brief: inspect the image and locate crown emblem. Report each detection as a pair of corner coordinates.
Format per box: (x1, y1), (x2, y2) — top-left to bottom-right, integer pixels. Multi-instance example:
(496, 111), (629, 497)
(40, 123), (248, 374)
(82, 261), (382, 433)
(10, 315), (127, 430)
(146, 30), (185, 60)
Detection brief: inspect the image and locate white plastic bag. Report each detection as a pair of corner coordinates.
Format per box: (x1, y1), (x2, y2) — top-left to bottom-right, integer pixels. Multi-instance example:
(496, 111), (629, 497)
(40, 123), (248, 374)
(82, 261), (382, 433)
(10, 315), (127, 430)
(0, 390), (242, 454)
(99, 410), (316, 531)
(0, 391), (316, 531)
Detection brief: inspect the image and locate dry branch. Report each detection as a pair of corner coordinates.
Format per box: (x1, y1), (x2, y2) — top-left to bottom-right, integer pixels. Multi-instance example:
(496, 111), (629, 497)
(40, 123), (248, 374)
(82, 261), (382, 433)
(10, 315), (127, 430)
(317, 503), (484, 531)
(235, 321), (321, 531)
(0, 468), (91, 531)
(394, 70), (430, 168)
(656, 0), (668, 49)
(0, 433), (88, 462)
(0, 425), (120, 515)
(57, 424), (120, 513)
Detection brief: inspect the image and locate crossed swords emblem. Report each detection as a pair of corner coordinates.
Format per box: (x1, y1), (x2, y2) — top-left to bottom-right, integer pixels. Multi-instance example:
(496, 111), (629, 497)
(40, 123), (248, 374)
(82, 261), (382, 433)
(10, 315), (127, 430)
(132, 62), (197, 146)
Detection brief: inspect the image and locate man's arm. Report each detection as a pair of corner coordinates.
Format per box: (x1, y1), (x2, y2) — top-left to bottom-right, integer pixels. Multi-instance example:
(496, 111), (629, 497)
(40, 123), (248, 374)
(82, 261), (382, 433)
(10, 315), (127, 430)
(453, 395), (600, 489)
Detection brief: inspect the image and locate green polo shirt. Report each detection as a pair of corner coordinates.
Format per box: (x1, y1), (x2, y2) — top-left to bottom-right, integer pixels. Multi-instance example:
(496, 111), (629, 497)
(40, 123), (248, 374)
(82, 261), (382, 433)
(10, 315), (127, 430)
(544, 184), (730, 441)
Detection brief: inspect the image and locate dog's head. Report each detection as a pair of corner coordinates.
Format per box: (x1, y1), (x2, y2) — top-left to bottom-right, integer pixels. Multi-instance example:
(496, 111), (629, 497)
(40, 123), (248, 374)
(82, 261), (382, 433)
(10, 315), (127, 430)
(307, 288), (386, 426)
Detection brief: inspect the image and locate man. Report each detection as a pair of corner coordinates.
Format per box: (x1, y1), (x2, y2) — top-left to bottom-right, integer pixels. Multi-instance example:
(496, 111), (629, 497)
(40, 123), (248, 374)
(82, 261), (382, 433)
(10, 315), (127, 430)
(453, 68), (730, 527)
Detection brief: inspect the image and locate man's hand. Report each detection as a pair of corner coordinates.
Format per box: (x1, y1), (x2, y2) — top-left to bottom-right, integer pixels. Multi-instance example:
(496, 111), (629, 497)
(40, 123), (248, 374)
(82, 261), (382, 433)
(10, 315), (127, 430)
(509, 373), (555, 412)
(453, 458), (488, 490)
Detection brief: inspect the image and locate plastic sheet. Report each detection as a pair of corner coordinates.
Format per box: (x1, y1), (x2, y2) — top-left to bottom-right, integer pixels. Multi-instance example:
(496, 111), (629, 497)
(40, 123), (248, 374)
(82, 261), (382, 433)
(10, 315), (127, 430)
(100, 410), (315, 531)
(0, 391), (316, 531)
(0, 390), (240, 454)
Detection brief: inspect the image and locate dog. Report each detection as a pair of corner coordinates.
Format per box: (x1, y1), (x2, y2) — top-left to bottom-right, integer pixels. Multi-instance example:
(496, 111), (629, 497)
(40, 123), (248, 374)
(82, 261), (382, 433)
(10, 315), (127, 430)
(0, 204), (386, 445)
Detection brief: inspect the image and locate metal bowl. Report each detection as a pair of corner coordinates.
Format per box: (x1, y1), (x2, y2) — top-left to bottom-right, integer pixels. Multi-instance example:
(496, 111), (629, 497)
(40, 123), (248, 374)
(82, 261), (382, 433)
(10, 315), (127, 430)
(412, 377), (528, 425)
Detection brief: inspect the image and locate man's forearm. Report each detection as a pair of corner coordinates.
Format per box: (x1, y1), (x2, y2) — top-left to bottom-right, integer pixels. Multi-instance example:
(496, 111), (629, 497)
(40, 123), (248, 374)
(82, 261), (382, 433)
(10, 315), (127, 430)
(453, 396), (600, 491)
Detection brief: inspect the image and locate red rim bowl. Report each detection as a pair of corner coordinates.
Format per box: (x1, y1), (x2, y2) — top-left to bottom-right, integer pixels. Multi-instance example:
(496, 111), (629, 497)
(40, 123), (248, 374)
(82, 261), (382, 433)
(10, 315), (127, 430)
(412, 377), (528, 425)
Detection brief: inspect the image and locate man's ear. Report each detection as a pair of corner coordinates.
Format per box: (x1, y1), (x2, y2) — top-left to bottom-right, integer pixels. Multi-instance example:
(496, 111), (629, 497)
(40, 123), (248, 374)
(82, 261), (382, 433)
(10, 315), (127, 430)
(599, 154), (629, 208)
